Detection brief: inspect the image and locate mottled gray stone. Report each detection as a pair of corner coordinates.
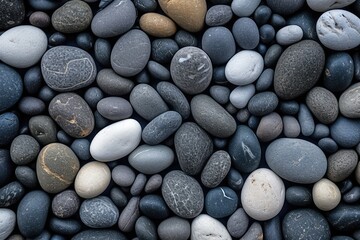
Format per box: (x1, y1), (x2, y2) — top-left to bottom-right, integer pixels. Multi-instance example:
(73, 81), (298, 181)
(96, 68), (134, 96)
(327, 204), (360, 232)
(306, 87), (338, 124)
(118, 197), (140, 232)
(0, 181), (25, 207)
(72, 230), (127, 240)
(205, 5), (233, 26)
(256, 112), (283, 142)
(135, 216), (157, 240)
(298, 103), (315, 137)
(227, 208), (249, 238)
(201, 150), (231, 188)
(0, 0), (25, 30)
(110, 187), (128, 208)
(145, 174), (163, 193)
(29, 115), (57, 145)
(339, 82), (360, 118)
(312, 123), (330, 139)
(52, 190), (80, 218)
(158, 216), (191, 240)
(248, 91), (279, 116)
(0, 63), (23, 112)
(130, 173), (147, 196)
(112, 165), (136, 187)
(10, 134), (40, 165)
(327, 150), (358, 182)
(97, 97), (133, 121)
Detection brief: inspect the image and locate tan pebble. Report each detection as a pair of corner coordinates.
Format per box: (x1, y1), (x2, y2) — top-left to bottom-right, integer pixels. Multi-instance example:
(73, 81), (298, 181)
(140, 13), (177, 37)
(312, 178), (341, 211)
(158, 0), (207, 32)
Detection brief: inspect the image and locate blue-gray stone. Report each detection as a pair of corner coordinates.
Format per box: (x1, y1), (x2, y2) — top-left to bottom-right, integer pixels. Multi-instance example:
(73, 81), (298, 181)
(248, 91), (279, 116)
(264, 44), (283, 68)
(174, 30), (198, 48)
(229, 125), (261, 173)
(227, 168), (244, 191)
(72, 230), (127, 240)
(312, 124), (330, 139)
(28, 0), (67, 11)
(96, 68), (134, 96)
(318, 138), (338, 154)
(266, 0), (305, 15)
(84, 87), (103, 109)
(71, 139), (91, 161)
(147, 61), (170, 81)
(94, 38), (111, 66)
(254, 5), (272, 25)
(10, 134), (40, 165)
(0, 64), (23, 112)
(287, 11), (318, 40)
(201, 150), (231, 188)
(298, 103), (315, 137)
(280, 101), (299, 115)
(49, 32), (66, 46)
(76, 32), (94, 51)
(52, 190), (80, 219)
(0, 112), (19, 146)
(264, 216), (282, 240)
(259, 24), (276, 44)
(134, 0), (157, 12)
(97, 97), (133, 121)
(205, 186), (238, 218)
(331, 117), (360, 148)
(227, 208), (249, 238)
(205, 5), (233, 26)
(15, 166), (38, 189)
(0, 150), (12, 186)
(139, 194), (170, 220)
(256, 68), (274, 91)
(24, 66), (42, 95)
(151, 38), (179, 64)
(212, 66), (227, 84)
(210, 85), (230, 105)
(343, 186), (360, 204)
(0, 181), (25, 207)
(327, 204), (360, 232)
(110, 187), (128, 208)
(49, 217), (81, 236)
(232, 17), (259, 50)
(18, 96), (46, 116)
(135, 216), (157, 240)
(286, 186), (312, 207)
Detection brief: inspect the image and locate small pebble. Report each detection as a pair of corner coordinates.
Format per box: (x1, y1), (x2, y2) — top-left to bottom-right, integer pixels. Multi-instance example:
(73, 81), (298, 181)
(313, 178), (341, 211)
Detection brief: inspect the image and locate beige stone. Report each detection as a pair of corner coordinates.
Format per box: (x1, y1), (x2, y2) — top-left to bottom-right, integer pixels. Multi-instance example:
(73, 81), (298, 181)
(312, 178), (341, 211)
(158, 0), (206, 32)
(140, 13), (176, 37)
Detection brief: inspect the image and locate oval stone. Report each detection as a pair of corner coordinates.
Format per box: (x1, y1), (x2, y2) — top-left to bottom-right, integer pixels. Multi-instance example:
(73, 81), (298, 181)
(327, 204), (360, 232)
(158, 216), (191, 240)
(286, 186), (312, 207)
(331, 116), (360, 148)
(139, 194), (170, 220)
(52, 190), (80, 218)
(0, 0), (25, 30)
(41, 46), (97, 92)
(111, 29), (151, 77)
(0, 181), (25, 207)
(191, 214), (231, 240)
(0, 112), (19, 146)
(162, 170), (204, 219)
(201, 150), (231, 188)
(339, 83), (360, 118)
(274, 40), (325, 99)
(0, 64), (23, 112)
(313, 178), (341, 211)
(266, 138), (327, 184)
(307, 0), (355, 12)
(205, 187), (238, 218)
(327, 150), (358, 182)
(140, 13), (177, 37)
(73, 230), (127, 240)
(96, 68), (134, 96)
(0, 208), (16, 240)
(97, 97), (133, 121)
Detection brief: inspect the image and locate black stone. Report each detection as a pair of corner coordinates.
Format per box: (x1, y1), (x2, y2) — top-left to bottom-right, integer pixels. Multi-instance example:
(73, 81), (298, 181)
(57, 130), (72, 146)
(0, 0), (25, 30)
(286, 186), (312, 207)
(24, 66), (43, 95)
(270, 14), (286, 29)
(110, 187), (128, 208)
(76, 32), (94, 51)
(147, 61), (171, 81)
(0, 64), (23, 112)
(266, 0), (305, 15)
(134, 0), (157, 12)
(327, 204), (360, 232)
(254, 5), (272, 25)
(205, 187), (238, 218)
(49, 218), (82, 235)
(18, 97), (46, 116)
(0, 112), (19, 146)
(72, 230), (127, 240)
(84, 87), (104, 109)
(174, 30), (198, 48)
(339, 179), (353, 194)
(0, 181), (25, 207)
(259, 24), (276, 44)
(227, 168), (244, 191)
(353, 52), (360, 81)
(38, 86), (56, 103)
(29, 115), (57, 146)
(28, 0), (68, 11)
(151, 38), (179, 64)
(0, 149), (13, 186)
(52, 190), (80, 219)
(15, 166), (38, 189)
(94, 38), (112, 66)
(212, 66), (228, 84)
(264, 44), (283, 68)
(139, 194), (170, 220)
(49, 32), (67, 46)
(135, 216), (157, 240)
(264, 216), (282, 240)
(343, 186), (360, 204)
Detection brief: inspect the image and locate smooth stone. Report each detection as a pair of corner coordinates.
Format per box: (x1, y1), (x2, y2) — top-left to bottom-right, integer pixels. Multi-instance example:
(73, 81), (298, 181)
(264, 216), (282, 240)
(0, 150), (13, 186)
(256, 112), (283, 142)
(283, 209), (330, 240)
(80, 196), (119, 228)
(0, 25), (47, 68)
(147, 61), (170, 81)
(72, 230), (127, 240)
(145, 174), (162, 193)
(327, 150), (358, 182)
(343, 186), (360, 203)
(201, 150), (231, 188)
(130, 173), (147, 196)
(248, 91), (278, 116)
(227, 168), (244, 191)
(97, 97), (132, 121)
(91, 0), (136, 38)
(162, 170), (204, 218)
(317, 10), (360, 50)
(118, 197), (140, 232)
(212, 66), (227, 84)
(96, 68), (134, 96)
(23, 65), (42, 95)
(0, 0), (25, 30)
(38, 86), (56, 103)
(76, 32), (94, 51)
(312, 123), (330, 139)
(0, 181), (25, 207)
(17, 190), (50, 238)
(283, 116), (301, 138)
(327, 204), (360, 232)
(112, 165), (136, 187)
(256, 68), (274, 91)
(331, 117), (360, 148)
(129, 145), (174, 175)
(10, 134), (39, 165)
(231, 0), (261, 17)
(259, 24), (276, 44)
(109, 188), (127, 210)
(57, 131), (72, 146)
(298, 103), (315, 136)
(205, 5), (233, 26)
(29, 115), (57, 145)
(313, 178), (341, 211)
(205, 187), (238, 218)
(158, 0), (207, 32)
(287, 10), (318, 40)
(130, 84), (169, 121)
(191, 214), (231, 240)
(29, 11), (50, 28)
(52, 190), (80, 218)
(340, 83), (360, 118)
(51, 0), (92, 33)
(134, 0), (157, 12)
(318, 138), (339, 154)
(191, 94), (236, 138)
(281, 101), (302, 115)
(174, 122), (213, 175)
(111, 29), (151, 77)
(71, 138), (91, 161)
(28, 0), (67, 11)
(49, 217), (81, 235)
(142, 111), (182, 145)
(356, 162), (360, 184)
(232, 17), (259, 50)
(306, 87), (338, 124)
(90, 119), (141, 162)
(229, 125), (261, 173)
(240, 222), (263, 240)
(266, 138), (327, 184)
(307, 0), (355, 11)
(48, 32), (66, 46)
(74, 161), (111, 198)
(276, 25), (303, 45)
(354, 52), (360, 81)
(286, 186), (312, 207)
(94, 38), (111, 66)
(266, 0), (305, 15)
(152, 38), (179, 64)
(254, 5), (272, 25)
(274, 40), (325, 99)
(139, 194), (170, 220)
(0, 64), (23, 112)
(0, 208), (16, 240)
(0, 112), (19, 146)
(225, 50), (264, 86)
(210, 85), (230, 105)
(264, 44), (283, 68)
(241, 168), (285, 221)
(227, 208), (249, 238)
(170, 46), (212, 95)
(140, 13), (176, 37)
(135, 216), (157, 240)
(158, 216), (191, 240)
(202, 27), (236, 65)
(18, 96), (45, 115)
(229, 84), (256, 109)
(15, 166), (38, 189)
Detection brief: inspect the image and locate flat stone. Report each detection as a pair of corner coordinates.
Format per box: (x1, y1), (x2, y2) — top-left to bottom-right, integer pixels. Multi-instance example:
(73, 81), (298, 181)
(201, 150), (231, 188)
(327, 150), (358, 182)
(158, 216), (191, 240)
(29, 11), (50, 28)
(0, 0), (25, 30)
(96, 68), (134, 96)
(210, 85), (230, 105)
(276, 25), (303, 45)
(0, 64), (23, 112)
(110, 187), (128, 208)
(230, 85), (256, 109)
(191, 214), (231, 240)
(283, 116), (301, 138)
(135, 216), (157, 240)
(52, 190), (80, 218)
(328, 204), (360, 232)
(118, 197), (140, 232)
(307, 0), (355, 12)
(241, 222), (263, 240)
(145, 174), (162, 193)
(49, 217), (81, 236)
(298, 103), (315, 136)
(130, 173), (147, 196)
(152, 38), (179, 64)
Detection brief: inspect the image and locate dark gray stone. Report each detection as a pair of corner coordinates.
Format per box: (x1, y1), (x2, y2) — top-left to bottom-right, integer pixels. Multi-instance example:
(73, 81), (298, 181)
(298, 103), (315, 137)
(205, 187), (238, 218)
(139, 194), (170, 220)
(15, 166), (38, 189)
(256, 113), (283, 142)
(279, 101), (300, 115)
(232, 17), (260, 50)
(264, 216), (282, 240)
(144, 174), (162, 193)
(0, 181), (25, 207)
(130, 173), (147, 196)
(41, 46), (97, 92)
(210, 85), (230, 105)
(97, 97), (133, 121)
(264, 44), (283, 68)
(94, 38), (111, 66)
(24, 66), (42, 95)
(118, 197), (140, 232)
(110, 187), (128, 208)
(256, 68), (274, 91)
(174, 122), (213, 175)
(241, 222), (263, 240)
(135, 216), (157, 240)
(49, 217), (81, 235)
(75, 32), (93, 51)
(72, 230), (127, 240)
(162, 170), (204, 219)
(331, 117), (360, 148)
(0, 150), (12, 186)
(266, 0), (305, 15)
(327, 150), (358, 182)
(0, 0), (25, 30)
(201, 150), (231, 188)
(28, 0), (67, 11)
(174, 30), (198, 48)
(318, 138), (338, 154)
(288, 11), (318, 40)
(71, 138), (91, 161)
(343, 186), (360, 203)
(227, 208), (249, 238)
(134, 0), (157, 12)
(38, 86), (56, 103)
(286, 186), (312, 207)
(10, 134), (39, 165)
(158, 216), (191, 240)
(312, 124), (330, 139)
(248, 91), (278, 116)
(151, 38), (179, 64)
(112, 165), (135, 187)
(49, 32), (67, 46)
(254, 5), (272, 26)
(18, 96), (46, 116)
(0, 64), (23, 112)
(28, 115), (57, 146)
(0, 112), (19, 146)
(96, 68), (134, 96)
(205, 5), (233, 26)
(52, 190), (80, 218)
(147, 61), (170, 81)
(327, 204), (360, 232)
(306, 87), (338, 124)
(227, 168), (244, 191)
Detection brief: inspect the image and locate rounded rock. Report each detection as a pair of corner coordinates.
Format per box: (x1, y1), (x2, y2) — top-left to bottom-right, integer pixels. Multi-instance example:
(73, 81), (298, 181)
(231, 0), (261, 17)
(29, 11), (50, 28)
(248, 91), (279, 117)
(286, 186), (312, 207)
(10, 135), (40, 165)
(0, 208), (16, 240)
(230, 85), (256, 109)
(97, 97), (133, 121)
(0, 0), (25, 30)
(0, 112), (19, 146)
(52, 190), (80, 218)
(29, 115), (57, 146)
(339, 82), (360, 118)
(227, 208), (249, 238)
(0, 64), (23, 112)
(276, 25), (303, 45)
(191, 214), (231, 240)
(140, 13), (176, 37)
(256, 112), (283, 142)
(96, 68), (134, 96)
(313, 178), (341, 211)
(306, 87), (338, 124)
(158, 216), (191, 240)
(145, 174), (163, 193)
(307, 0), (355, 12)
(112, 165), (136, 187)
(135, 216), (157, 240)
(232, 17), (260, 50)
(266, 0), (305, 15)
(331, 116), (360, 148)
(0, 181), (25, 207)
(205, 187), (238, 218)
(327, 150), (358, 182)
(283, 116), (301, 138)
(201, 150), (231, 188)
(139, 194), (170, 220)
(205, 5), (233, 26)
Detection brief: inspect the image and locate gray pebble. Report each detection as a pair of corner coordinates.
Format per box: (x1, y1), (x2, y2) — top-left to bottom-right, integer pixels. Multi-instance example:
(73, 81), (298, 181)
(145, 174), (163, 193)
(298, 103), (315, 137)
(0, 181), (25, 207)
(343, 186), (360, 203)
(201, 150), (231, 188)
(205, 5), (233, 26)
(210, 85), (230, 105)
(240, 222), (263, 240)
(147, 61), (170, 81)
(236, 109), (251, 123)
(15, 166), (38, 189)
(130, 173), (147, 196)
(318, 137), (339, 154)
(96, 68), (134, 96)
(331, 116), (360, 148)
(29, 115), (57, 145)
(151, 38), (179, 64)
(283, 115), (301, 138)
(306, 87), (338, 124)
(327, 150), (358, 182)
(248, 91), (279, 116)
(0, 208), (16, 240)
(227, 168), (244, 191)
(227, 208), (249, 238)
(112, 165), (136, 187)
(118, 197), (140, 232)
(110, 187), (128, 208)
(52, 190), (80, 218)
(94, 38), (111, 66)
(256, 112), (283, 142)
(18, 96), (45, 116)
(264, 44), (283, 68)
(72, 230), (127, 240)
(232, 17), (260, 49)
(139, 194), (170, 220)
(84, 87), (104, 109)
(49, 217), (81, 236)
(97, 97), (133, 121)
(266, 0), (305, 15)
(157, 216), (191, 240)
(10, 134), (40, 165)
(71, 138), (91, 161)
(312, 124), (330, 139)
(174, 30), (198, 48)
(286, 186), (312, 207)
(256, 68), (274, 91)
(135, 216), (157, 240)
(276, 25), (303, 45)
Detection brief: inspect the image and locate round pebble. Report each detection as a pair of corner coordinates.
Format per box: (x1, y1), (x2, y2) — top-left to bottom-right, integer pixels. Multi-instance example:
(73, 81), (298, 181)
(191, 214), (232, 240)
(313, 178), (341, 211)
(158, 216), (191, 240)
(0, 208), (16, 240)
(327, 150), (358, 182)
(52, 190), (80, 219)
(205, 187), (238, 218)
(112, 165), (136, 187)
(140, 13), (177, 37)
(10, 135), (40, 165)
(232, 17), (259, 50)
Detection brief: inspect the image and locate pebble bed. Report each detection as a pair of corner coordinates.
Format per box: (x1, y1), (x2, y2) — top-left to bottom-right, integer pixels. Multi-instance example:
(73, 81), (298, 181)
(1, 0), (360, 239)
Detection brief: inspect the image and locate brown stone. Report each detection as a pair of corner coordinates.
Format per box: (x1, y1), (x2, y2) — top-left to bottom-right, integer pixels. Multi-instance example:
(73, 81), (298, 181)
(29, 11), (50, 28)
(327, 149), (358, 182)
(256, 112), (283, 142)
(158, 0), (207, 32)
(140, 13), (177, 37)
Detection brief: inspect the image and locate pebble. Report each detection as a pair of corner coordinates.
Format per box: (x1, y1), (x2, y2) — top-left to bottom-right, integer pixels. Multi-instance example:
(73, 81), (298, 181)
(28, 115), (57, 145)
(283, 116), (301, 138)
(266, 138), (327, 183)
(0, 64), (23, 112)
(227, 168), (244, 191)
(0, 208), (16, 240)
(0, 112), (19, 146)
(313, 178), (341, 211)
(129, 145), (174, 174)
(306, 87), (338, 124)
(276, 25), (303, 45)
(0, 181), (25, 207)
(111, 29), (151, 77)
(152, 39), (179, 64)
(74, 161), (111, 198)
(225, 50), (264, 86)
(96, 68), (134, 96)
(94, 38), (111, 66)
(130, 84), (169, 121)
(316, 10), (360, 50)
(340, 179), (354, 194)
(210, 85), (230, 105)
(29, 11), (50, 28)
(205, 5), (233, 26)
(266, 0), (305, 15)
(170, 46), (212, 95)
(229, 85), (256, 109)
(254, 5), (272, 25)
(343, 186), (360, 203)
(139, 194), (170, 220)
(191, 214), (232, 240)
(49, 93), (94, 138)
(259, 24), (276, 44)
(76, 33), (93, 51)
(10, 134), (39, 165)
(191, 94), (237, 138)
(49, 32), (67, 46)
(0, 0), (25, 30)
(97, 97), (132, 121)
(307, 0), (355, 12)
(110, 187), (128, 208)
(15, 166), (38, 189)
(226, 208), (249, 238)
(256, 68), (274, 91)
(264, 216), (282, 240)
(287, 10), (318, 40)
(28, 0), (67, 11)
(147, 61), (171, 81)
(264, 44), (283, 68)
(162, 170), (204, 218)
(134, 0), (157, 12)
(73, 229), (127, 240)
(51, 0), (92, 33)
(36, 143), (80, 194)
(339, 83), (360, 118)
(312, 123), (330, 139)
(38, 85), (56, 103)
(256, 112), (283, 142)
(158, 0), (207, 32)
(91, 0), (136, 38)
(71, 139), (91, 161)
(286, 186), (312, 206)
(90, 119), (141, 162)
(298, 103), (315, 136)
(327, 150), (358, 182)
(80, 196), (119, 228)
(145, 175), (162, 193)
(17, 190), (50, 238)
(231, 0), (261, 17)
(49, 217), (81, 236)
(118, 197), (140, 232)
(318, 137), (339, 154)
(140, 13), (177, 37)
(52, 190), (80, 218)
(18, 96), (45, 116)
(248, 91), (278, 116)
(174, 122), (213, 175)
(357, 162), (360, 184)
(240, 222), (263, 240)
(327, 204), (360, 232)
(41, 46), (97, 92)
(0, 25), (47, 68)
(274, 40), (325, 99)
(205, 186), (238, 218)
(0, 150), (12, 186)
(157, 216), (191, 240)
(135, 216), (157, 240)
(130, 173), (147, 196)
(330, 116), (360, 148)
(112, 165), (136, 187)
(201, 150), (231, 188)
(232, 17), (259, 50)
(283, 209), (331, 240)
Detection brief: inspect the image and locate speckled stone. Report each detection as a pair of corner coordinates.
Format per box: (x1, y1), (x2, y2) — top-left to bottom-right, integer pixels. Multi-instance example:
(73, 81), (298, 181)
(145, 174), (163, 193)
(201, 150), (231, 188)
(10, 134), (40, 165)
(339, 82), (360, 118)
(0, 0), (25, 30)
(306, 87), (338, 124)
(140, 13), (177, 37)
(327, 150), (358, 182)
(52, 190), (80, 218)
(0, 63), (23, 112)
(205, 187), (238, 218)
(0, 181), (25, 207)
(135, 216), (157, 240)
(328, 204), (360, 232)
(72, 230), (127, 240)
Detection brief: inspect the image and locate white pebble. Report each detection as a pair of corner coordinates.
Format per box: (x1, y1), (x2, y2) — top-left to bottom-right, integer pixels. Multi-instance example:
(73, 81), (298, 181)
(312, 178), (341, 211)
(191, 214), (232, 240)
(229, 84), (255, 109)
(307, 0), (355, 12)
(276, 25), (303, 45)
(0, 208), (16, 240)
